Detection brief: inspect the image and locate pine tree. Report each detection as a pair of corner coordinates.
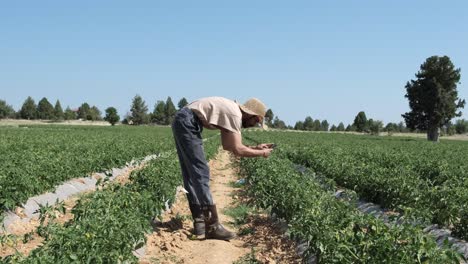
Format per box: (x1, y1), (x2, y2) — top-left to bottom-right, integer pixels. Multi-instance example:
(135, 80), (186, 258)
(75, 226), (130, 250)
(164, 97), (176, 125)
(353, 111), (368, 132)
(337, 122), (345, 131)
(152, 101), (166, 124)
(402, 55), (465, 142)
(37, 97), (55, 120)
(54, 100), (64, 120)
(130, 95), (149, 125)
(177, 97), (189, 109)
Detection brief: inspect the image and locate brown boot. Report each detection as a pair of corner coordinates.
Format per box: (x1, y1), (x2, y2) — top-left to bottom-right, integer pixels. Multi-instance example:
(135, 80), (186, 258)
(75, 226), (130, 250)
(203, 205), (236, 241)
(189, 204), (205, 236)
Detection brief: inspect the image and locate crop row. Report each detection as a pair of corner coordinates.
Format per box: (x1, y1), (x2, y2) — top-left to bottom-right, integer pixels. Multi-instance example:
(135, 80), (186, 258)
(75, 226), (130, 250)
(240, 154), (463, 263)
(2, 133), (220, 263)
(0, 125), (217, 211)
(244, 131), (468, 239)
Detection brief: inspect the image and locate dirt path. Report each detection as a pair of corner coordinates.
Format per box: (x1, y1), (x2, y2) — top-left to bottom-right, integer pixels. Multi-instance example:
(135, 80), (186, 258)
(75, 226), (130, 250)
(141, 149), (301, 264)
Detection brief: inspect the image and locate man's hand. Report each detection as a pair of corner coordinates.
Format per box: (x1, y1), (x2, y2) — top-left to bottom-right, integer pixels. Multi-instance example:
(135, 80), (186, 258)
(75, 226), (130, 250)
(262, 148), (274, 158)
(256, 143), (275, 149)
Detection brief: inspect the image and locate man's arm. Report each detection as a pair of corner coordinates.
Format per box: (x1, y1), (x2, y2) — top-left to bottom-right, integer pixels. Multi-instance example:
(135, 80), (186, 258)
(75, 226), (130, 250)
(220, 129), (273, 158)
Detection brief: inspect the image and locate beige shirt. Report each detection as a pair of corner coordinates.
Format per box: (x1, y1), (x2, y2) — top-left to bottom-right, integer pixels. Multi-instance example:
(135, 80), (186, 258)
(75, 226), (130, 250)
(187, 97), (242, 134)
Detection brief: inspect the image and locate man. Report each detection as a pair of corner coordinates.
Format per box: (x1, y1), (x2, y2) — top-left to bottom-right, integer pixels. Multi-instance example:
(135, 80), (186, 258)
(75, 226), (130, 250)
(171, 97), (274, 241)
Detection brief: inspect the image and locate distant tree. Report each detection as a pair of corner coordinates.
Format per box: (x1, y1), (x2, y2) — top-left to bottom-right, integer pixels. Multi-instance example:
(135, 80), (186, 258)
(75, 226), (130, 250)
(20, 96), (37, 120)
(303, 116), (314, 130)
(330, 125), (337, 131)
(152, 100), (166, 124)
(313, 120), (321, 131)
(397, 122), (407, 133)
(265, 109), (274, 127)
(320, 120), (329, 131)
(64, 107), (77, 120)
(368, 119), (384, 135)
(54, 100), (64, 120)
(130, 95), (149, 125)
(345, 124), (356, 132)
(455, 119), (468, 134)
(272, 116), (286, 129)
(0, 100), (16, 119)
(177, 97), (189, 109)
(37, 97), (55, 120)
(402, 56), (465, 142)
(294, 121), (304, 130)
(104, 107), (120, 126)
(353, 111), (368, 132)
(78, 103), (91, 120)
(164, 97), (177, 125)
(384, 122), (397, 132)
(442, 121), (456, 136)
(337, 122), (345, 131)
(89, 106), (102, 121)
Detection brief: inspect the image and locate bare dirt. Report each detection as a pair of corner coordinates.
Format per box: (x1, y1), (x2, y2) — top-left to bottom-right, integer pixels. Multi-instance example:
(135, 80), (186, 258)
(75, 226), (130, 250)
(141, 150), (301, 264)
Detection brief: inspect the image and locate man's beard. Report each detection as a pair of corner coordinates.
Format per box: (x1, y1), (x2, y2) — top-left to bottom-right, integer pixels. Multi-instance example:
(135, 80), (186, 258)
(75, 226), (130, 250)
(242, 119), (255, 128)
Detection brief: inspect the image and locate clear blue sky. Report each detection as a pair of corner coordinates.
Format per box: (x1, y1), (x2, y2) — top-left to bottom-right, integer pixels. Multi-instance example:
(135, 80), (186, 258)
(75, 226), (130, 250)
(1, 1), (467, 126)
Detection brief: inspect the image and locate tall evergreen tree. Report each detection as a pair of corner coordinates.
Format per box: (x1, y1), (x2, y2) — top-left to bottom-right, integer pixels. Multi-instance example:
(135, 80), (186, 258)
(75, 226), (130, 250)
(152, 101), (166, 124)
(130, 95), (149, 125)
(402, 55), (465, 142)
(337, 122), (345, 131)
(177, 97), (189, 109)
(320, 120), (329, 131)
(20, 96), (37, 120)
(54, 100), (64, 120)
(353, 111), (368, 132)
(330, 125), (337, 131)
(37, 97), (55, 120)
(164, 96), (177, 125)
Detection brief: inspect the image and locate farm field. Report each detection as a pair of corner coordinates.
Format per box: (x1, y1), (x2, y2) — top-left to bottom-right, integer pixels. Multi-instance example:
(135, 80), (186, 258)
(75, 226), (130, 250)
(244, 131), (468, 239)
(1, 126), (467, 263)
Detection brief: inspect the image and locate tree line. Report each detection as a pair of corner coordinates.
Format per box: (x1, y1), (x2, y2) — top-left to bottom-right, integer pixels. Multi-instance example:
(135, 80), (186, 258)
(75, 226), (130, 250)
(1, 55), (466, 140)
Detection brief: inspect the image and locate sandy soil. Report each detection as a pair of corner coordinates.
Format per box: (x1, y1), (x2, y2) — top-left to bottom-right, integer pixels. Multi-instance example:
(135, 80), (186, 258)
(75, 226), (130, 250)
(141, 150), (301, 264)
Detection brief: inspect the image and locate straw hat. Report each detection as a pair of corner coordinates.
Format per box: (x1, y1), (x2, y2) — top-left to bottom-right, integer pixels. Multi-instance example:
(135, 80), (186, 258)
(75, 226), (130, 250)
(238, 98), (268, 130)
(239, 98), (267, 117)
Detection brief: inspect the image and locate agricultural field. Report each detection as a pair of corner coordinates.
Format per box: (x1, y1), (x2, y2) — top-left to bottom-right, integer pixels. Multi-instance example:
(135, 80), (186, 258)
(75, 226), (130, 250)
(0, 125), (178, 211)
(1, 126), (467, 263)
(244, 131), (468, 239)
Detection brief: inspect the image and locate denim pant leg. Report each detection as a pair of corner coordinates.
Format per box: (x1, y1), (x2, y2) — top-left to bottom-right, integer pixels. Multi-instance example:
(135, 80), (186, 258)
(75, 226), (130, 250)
(172, 108), (214, 207)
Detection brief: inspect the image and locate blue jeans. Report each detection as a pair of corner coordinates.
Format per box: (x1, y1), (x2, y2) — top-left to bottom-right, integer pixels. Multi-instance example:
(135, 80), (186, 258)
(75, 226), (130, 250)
(172, 107), (214, 207)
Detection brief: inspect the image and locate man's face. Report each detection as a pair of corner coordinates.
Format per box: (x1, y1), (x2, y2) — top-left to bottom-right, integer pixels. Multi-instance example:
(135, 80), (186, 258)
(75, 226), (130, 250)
(242, 115), (262, 128)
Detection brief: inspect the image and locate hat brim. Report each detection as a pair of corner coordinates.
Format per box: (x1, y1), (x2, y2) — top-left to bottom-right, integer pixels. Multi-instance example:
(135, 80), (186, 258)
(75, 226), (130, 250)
(238, 104), (259, 116)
